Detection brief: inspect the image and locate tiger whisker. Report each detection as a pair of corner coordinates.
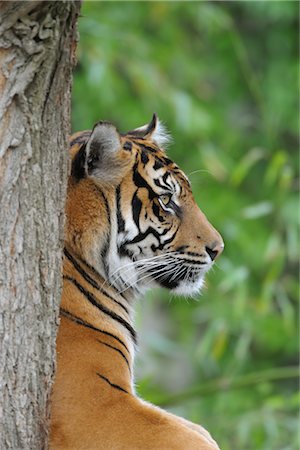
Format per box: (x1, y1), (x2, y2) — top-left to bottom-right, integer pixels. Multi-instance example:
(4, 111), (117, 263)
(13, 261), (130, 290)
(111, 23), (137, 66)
(109, 252), (183, 277)
(109, 252), (205, 282)
(108, 254), (183, 287)
(110, 257), (177, 285)
(111, 257), (206, 294)
(119, 256), (194, 281)
(116, 263), (179, 295)
(187, 169), (213, 177)
(102, 254), (180, 290)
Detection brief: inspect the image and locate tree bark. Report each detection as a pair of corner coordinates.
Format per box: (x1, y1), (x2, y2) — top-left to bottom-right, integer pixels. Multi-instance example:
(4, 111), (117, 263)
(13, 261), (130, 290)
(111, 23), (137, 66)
(0, 2), (80, 448)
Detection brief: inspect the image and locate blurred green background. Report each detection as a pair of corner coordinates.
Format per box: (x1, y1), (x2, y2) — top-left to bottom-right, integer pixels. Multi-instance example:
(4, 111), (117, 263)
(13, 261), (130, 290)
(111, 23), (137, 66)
(72, 2), (299, 449)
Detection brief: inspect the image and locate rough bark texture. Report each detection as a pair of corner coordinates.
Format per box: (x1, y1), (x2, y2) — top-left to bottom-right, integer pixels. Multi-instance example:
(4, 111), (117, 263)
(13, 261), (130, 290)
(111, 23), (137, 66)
(0, 2), (80, 449)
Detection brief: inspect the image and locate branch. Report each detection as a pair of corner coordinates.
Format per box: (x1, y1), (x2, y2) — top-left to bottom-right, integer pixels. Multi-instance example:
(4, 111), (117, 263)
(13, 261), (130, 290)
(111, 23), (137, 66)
(152, 366), (299, 407)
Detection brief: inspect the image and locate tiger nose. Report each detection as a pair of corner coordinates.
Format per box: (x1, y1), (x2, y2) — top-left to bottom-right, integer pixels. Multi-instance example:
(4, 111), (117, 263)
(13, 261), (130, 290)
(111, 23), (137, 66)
(205, 241), (224, 261)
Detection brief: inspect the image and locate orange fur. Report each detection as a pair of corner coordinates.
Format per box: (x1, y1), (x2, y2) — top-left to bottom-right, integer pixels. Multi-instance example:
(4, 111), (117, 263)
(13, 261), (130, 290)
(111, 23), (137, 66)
(50, 117), (223, 449)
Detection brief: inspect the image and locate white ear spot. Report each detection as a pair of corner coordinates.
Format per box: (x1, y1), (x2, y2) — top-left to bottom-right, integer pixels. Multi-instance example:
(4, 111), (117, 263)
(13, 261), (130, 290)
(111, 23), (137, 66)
(151, 118), (172, 149)
(128, 114), (172, 150)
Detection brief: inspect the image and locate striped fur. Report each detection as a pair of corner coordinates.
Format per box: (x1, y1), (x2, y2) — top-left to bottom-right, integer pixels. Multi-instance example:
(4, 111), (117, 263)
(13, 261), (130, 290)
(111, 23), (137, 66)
(50, 115), (223, 449)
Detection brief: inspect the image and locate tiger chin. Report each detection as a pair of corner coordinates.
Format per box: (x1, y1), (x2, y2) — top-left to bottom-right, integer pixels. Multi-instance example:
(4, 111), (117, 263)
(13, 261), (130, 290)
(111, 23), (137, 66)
(50, 114), (223, 450)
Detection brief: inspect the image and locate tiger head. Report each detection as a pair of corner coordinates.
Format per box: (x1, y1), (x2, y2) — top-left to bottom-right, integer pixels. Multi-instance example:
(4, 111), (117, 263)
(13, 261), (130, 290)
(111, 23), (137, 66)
(66, 115), (224, 298)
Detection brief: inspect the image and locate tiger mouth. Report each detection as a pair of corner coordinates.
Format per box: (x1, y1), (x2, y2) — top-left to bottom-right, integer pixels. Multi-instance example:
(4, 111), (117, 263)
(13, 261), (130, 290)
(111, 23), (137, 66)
(145, 261), (207, 290)
(110, 253), (210, 295)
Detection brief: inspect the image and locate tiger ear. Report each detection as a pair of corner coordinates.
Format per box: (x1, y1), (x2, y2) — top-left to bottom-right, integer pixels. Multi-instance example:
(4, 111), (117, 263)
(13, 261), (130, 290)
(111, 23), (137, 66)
(71, 121), (131, 184)
(128, 113), (171, 149)
(86, 121), (132, 183)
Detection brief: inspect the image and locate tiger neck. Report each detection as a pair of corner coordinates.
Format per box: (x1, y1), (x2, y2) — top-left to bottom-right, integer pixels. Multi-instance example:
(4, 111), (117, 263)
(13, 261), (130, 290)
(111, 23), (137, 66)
(60, 246), (136, 391)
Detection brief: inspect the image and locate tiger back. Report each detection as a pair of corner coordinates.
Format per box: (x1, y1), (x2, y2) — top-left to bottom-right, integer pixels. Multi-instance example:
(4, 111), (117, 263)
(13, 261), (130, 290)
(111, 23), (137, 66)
(50, 115), (223, 450)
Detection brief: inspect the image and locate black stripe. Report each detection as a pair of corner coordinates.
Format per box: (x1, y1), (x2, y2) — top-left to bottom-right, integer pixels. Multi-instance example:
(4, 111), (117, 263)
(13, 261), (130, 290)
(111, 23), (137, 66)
(118, 243), (134, 259)
(152, 202), (164, 222)
(64, 248), (99, 289)
(136, 143), (158, 154)
(96, 339), (131, 371)
(71, 143), (86, 181)
(153, 158), (164, 171)
(140, 150), (149, 164)
(60, 308), (130, 352)
(66, 250), (128, 302)
(94, 186), (111, 277)
(176, 258), (206, 266)
(69, 131), (91, 148)
(154, 178), (164, 188)
(96, 186), (111, 224)
(64, 248), (129, 315)
(116, 185), (125, 232)
(128, 225), (169, 246)
(161, 156), (174, 166)
(123, 141), (132, 151)
(185, 251), (206, 258)
(132, 190), (142, 228)
(132, 162), (157, 200)
(157, 227), (179, 250)
(64, 276), (137, 344)
(96, 373), (128, 394)
(162, 172), (170, 185)
(176, 245), (188, 252)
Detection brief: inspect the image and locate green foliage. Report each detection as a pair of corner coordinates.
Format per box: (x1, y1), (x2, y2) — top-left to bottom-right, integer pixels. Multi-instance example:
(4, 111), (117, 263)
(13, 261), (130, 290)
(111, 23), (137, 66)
(72, 2), (298, 449)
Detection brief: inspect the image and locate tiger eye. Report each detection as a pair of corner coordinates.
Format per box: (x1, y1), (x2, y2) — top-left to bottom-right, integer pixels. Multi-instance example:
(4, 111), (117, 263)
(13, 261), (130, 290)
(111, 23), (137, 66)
(160, 194), (171, 205)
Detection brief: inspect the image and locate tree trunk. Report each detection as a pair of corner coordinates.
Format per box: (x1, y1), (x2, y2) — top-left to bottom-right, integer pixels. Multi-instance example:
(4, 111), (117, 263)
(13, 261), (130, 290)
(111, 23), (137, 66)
(0, 2), (80, 448)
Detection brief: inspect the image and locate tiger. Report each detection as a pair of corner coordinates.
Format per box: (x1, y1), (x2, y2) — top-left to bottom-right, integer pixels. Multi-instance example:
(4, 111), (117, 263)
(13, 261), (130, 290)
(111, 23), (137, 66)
(50, 114), (224, 450)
